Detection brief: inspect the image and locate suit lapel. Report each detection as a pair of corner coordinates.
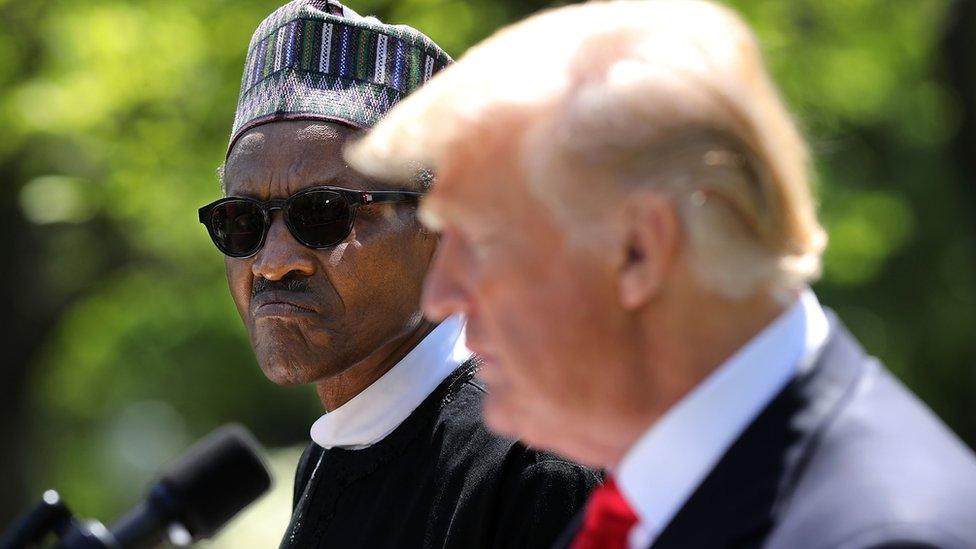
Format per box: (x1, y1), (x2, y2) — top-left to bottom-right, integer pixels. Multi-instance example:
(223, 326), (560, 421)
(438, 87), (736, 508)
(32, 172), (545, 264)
(551, 508), (585, 549)
(649, 314), (869, 549)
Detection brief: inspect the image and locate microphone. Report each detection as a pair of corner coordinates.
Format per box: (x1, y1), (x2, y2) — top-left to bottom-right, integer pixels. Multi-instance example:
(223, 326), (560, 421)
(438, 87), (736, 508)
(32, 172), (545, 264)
(3, 424), (272, 548)
(105, 424), (273, 548)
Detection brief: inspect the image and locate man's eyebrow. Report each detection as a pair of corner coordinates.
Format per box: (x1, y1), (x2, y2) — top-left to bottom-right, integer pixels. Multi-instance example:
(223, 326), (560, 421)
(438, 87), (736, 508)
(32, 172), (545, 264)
(222, 189), (264, 200)
(306, 176), (347, 186)
(310, 176), (419, 192)
(305, 176), (374, 190)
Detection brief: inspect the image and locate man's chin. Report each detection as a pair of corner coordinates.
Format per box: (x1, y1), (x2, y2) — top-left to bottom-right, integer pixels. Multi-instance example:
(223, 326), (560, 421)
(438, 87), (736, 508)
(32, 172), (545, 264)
(483, 393), (541, 443)
(484, 405), (562, 458)
(249, 326), (339, 385)
(484, 394), (601, 465)
(254, 346), (338, 386)
(258, 359), (320, 386)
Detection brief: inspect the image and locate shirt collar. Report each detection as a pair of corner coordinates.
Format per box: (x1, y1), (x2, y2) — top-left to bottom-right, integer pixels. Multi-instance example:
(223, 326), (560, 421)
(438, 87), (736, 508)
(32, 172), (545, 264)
(310, 315), (473, 450)
(618, 289), (829, 547)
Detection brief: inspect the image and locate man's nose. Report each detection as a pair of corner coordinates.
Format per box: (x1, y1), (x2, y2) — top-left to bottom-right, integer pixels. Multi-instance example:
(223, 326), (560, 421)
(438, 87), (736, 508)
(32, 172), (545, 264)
(422, 232), (470, 322)
(252, 213), (316, 281)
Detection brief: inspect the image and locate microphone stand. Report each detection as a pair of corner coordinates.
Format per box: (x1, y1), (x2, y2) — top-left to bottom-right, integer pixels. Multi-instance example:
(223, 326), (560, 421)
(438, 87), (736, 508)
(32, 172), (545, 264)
(2, 424), (268, 549)
(1, 490), (192, 549)
(1, 490), (119, 549)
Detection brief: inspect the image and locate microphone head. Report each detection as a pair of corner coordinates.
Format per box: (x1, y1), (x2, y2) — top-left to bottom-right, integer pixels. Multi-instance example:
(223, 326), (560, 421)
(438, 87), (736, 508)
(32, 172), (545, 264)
(155, 424), (272, 539)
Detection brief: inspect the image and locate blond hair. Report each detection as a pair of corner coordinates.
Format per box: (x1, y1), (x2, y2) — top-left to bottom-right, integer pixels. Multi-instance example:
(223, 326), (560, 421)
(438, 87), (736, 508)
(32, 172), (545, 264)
(348, 0), (827, 299)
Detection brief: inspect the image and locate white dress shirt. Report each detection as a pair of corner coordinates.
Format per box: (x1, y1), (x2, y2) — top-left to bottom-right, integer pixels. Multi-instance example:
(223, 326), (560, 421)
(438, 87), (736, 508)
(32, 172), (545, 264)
(617, 290), (830, 549)
(310, 315), (473, 449)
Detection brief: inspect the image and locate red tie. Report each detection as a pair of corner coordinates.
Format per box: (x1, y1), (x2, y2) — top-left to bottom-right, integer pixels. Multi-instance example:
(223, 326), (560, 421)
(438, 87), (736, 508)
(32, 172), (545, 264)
(571, 477), (639, 549)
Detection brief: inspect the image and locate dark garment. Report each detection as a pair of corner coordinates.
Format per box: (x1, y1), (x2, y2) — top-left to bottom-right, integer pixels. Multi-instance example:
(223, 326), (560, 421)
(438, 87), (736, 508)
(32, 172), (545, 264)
(281, 359), (600, 549)
(556, 312), (976, 549)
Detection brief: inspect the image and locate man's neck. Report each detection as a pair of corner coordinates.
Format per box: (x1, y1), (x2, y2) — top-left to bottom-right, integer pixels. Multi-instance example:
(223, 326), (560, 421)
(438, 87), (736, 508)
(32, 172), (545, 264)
(603, 288), (790, 467)
(315, 319), (438, 411)
(667, 291), (789, 392)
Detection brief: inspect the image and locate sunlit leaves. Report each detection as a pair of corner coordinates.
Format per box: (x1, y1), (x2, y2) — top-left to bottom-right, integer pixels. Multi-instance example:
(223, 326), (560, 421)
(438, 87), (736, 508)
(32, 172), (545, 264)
(821, 189), (915, 284)
(2, 0), (974, 531)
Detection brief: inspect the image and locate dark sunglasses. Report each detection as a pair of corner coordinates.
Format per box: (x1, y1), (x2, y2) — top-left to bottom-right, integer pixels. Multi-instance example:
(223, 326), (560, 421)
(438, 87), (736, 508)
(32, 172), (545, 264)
(198, 186), (422, 258)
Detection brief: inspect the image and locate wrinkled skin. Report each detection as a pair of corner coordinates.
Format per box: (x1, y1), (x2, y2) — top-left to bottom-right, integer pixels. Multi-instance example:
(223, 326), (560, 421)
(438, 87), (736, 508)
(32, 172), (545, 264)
(418, 131), (657, 466)
(418, 125), (783, 468)
(222, 120), (436, 409)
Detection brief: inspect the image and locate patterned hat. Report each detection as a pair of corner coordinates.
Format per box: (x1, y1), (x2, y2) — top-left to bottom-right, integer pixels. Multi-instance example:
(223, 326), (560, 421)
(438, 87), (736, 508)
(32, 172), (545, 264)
(228, 0), (452, 155)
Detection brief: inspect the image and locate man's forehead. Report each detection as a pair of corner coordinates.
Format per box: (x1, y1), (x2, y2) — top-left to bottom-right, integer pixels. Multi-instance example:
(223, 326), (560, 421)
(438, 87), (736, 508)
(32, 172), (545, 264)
(230, 129), (267, 158)
(228, 121), (349, 163)
(224, 120), (370, 195)
(417, 106), (560, 232)
(423, 147), (531, 230)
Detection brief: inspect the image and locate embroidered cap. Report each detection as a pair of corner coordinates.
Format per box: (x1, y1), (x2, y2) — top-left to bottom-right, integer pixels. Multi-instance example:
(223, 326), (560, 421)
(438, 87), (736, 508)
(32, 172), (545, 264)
(228, 0), (452, 155)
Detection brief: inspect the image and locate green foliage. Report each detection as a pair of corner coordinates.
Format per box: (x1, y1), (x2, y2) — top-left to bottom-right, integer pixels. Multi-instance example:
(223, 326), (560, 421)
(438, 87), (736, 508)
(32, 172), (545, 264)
(1, 0), (973, 535)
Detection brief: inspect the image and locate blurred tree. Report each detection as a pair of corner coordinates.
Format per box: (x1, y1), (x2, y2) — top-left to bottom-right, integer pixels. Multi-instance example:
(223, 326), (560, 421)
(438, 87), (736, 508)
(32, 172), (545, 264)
(0, 0), (132, 522)
(941, 0), (976, 444)
(0, 158), (47, 523)
(0, 3), (43, 522)
(0, 0), (974, 536)
(944, 0), (975, 223)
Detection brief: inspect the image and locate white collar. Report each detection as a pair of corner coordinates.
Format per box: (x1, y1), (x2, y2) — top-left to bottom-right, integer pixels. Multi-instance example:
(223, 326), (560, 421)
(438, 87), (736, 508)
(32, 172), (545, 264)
(309, 315), (473, 450)
(618, 290), (830, 548)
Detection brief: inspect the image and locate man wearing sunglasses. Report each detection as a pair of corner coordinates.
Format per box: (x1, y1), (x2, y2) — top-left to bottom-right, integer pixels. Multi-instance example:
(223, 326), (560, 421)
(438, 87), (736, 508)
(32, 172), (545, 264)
(197, 1), (597, 547)
(348, 1), (976, 548)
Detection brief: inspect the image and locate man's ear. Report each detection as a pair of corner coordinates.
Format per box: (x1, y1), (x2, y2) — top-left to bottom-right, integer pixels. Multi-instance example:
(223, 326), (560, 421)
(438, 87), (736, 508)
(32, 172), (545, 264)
(618, 191), (680, 310)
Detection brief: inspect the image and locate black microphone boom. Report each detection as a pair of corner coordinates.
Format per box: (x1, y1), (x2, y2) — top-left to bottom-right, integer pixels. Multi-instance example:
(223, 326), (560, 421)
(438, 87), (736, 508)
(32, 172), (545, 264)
(0, 423), (272, 549)
(108, 424), (273, 548)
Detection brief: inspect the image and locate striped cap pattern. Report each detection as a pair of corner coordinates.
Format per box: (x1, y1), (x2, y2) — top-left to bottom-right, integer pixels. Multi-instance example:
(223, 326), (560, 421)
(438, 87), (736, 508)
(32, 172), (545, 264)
(229, 0), (451, 154)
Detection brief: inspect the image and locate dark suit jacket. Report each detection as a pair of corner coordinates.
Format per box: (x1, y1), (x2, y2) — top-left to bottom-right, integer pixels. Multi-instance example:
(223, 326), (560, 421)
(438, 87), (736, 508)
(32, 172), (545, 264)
(281, 359), (600, 548)
(557, 313), (976, 549)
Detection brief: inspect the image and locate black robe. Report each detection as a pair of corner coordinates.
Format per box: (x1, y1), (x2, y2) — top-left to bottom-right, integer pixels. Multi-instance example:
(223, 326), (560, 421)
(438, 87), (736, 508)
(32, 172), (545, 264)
(280, 359), (600, 548)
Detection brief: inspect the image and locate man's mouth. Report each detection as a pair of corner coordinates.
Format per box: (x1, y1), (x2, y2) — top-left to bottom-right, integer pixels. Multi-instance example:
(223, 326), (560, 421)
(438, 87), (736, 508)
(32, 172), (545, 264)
(251, 291), (319, 318)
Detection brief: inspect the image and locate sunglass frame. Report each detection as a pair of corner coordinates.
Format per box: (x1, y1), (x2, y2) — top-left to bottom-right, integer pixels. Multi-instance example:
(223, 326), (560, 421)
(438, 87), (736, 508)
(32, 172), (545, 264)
(198, 185), (423, 258)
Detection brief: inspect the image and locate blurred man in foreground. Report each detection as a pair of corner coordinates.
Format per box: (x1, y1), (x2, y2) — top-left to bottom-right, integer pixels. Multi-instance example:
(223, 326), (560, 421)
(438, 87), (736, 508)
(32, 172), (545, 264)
(197, 1), (597, 547)
(347, 1), (976, 547)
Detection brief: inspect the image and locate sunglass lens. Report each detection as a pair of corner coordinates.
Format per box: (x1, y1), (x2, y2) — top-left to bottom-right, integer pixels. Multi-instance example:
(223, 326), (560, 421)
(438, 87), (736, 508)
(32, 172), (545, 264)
(209, 200), (266, 256)
(288, 190), (352, 247)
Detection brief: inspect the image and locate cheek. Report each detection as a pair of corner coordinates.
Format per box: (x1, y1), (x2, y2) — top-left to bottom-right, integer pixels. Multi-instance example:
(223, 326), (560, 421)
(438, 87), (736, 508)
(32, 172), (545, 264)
(324, 229), (429, 330)
(477, 246), (613, 410)
(225, 258), (253, 319)
(478, 247), (580, 359)
(469, 254), (566, 407)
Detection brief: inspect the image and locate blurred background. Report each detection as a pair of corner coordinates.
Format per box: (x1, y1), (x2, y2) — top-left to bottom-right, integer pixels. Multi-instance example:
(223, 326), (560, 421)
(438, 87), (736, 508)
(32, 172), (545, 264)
(0, 0), (974, 546)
